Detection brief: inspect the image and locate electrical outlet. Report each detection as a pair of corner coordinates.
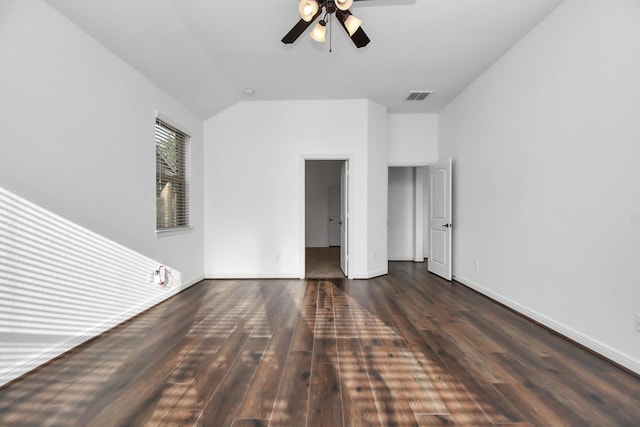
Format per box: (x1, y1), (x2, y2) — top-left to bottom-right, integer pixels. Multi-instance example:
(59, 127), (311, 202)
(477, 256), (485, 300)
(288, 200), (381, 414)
(636, 313), (640, 332)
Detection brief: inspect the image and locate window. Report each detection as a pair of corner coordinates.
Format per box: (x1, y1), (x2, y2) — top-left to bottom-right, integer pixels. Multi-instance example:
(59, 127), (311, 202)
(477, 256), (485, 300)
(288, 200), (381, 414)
(156, 118), (190, 231)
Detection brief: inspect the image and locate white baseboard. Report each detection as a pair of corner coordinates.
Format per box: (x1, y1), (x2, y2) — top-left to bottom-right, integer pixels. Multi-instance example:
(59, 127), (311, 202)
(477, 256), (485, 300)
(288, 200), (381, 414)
(182, 274), (205, 288)
(356, 269), (387, 279)
(454, 274), (640, 375)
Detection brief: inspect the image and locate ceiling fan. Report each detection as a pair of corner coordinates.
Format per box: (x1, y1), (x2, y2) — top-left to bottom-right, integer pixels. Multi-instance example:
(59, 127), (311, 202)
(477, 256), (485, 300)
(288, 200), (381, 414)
(282, 0), (370, 48)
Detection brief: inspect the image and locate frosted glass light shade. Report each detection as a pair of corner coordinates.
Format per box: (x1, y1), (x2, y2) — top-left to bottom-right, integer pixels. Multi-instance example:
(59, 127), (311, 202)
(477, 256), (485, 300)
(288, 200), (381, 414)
(310, 21), (327, 43)
(344, 14), (362, 36)
(299, 0), (319, 22)
(335, 0), (353, 11)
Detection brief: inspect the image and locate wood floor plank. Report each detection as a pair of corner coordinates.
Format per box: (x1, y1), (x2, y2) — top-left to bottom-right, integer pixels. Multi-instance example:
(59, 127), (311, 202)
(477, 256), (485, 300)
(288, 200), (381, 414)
(336, 338), (381, 427)
(290, 281), (318, 352)
(231, 419), (269, 427)
(181, 326), (252, 411)
(540, 353), (640, 423)
(165, 336), (226, 384)
(361, 343), (420, 427)
(346, 283), (398, 347)
(270, 350), (313, 427)
(363, 282), (464, 416)
(390, 289), (439, 331)
(235, 328), (294, 420)
(125, 381), (192, 426)
(492, 382), (569, 427)
(410, 344), (495, 427)
(367, 279), (485, 421)
(275, 282), (306, 329)
(122, 336), (225, 425)
(498, 351), (621, 427)
(492, 351), (593, 425)
(313, 281), (338, 364)
(308, 363), (344, 427)
(332, 284), (359, 338)
(415, 413), (458, 426)
(419, 329), (524, 425)
(157, 407), (200, 426)
(197, 336), (269, 426)
(256, 281), (302, 331)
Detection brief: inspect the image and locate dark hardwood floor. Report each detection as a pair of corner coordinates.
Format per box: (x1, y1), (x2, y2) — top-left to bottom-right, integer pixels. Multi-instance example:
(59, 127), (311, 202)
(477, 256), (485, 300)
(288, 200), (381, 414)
(1, 262), (639, 426)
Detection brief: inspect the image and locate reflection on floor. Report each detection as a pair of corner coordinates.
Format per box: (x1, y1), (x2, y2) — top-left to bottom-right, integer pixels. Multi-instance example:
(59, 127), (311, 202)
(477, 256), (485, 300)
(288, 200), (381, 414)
(306, 246), (344, 278)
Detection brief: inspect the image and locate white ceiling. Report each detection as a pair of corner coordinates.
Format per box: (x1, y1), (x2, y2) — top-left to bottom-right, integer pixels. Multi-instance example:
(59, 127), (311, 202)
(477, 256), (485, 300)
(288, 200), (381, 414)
(45, 0), (563, 119)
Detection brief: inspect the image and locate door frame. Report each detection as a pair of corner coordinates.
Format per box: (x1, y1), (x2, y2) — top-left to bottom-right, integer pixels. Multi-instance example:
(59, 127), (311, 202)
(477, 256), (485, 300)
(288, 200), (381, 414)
(301, 156), (353, 279)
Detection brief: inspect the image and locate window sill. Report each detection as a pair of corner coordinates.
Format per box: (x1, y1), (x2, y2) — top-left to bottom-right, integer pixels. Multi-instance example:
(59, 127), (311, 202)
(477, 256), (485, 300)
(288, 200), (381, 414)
(156, 226), (193, 238)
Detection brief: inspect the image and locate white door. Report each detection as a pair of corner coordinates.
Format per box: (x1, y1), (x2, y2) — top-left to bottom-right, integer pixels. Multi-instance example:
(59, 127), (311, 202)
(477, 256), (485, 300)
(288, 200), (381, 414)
(340, 161), (349, 276)
(428, 158), (452, 280)
(329, 186), (341, 246)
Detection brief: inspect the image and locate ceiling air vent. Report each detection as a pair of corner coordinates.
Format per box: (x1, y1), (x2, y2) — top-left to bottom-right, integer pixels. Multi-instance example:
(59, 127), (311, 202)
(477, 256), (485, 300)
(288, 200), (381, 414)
(406, 91), (433, 101)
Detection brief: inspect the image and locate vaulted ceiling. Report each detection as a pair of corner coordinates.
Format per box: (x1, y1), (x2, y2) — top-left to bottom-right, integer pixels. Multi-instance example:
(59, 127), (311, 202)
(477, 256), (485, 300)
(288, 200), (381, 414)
(45, 0), (563, 119)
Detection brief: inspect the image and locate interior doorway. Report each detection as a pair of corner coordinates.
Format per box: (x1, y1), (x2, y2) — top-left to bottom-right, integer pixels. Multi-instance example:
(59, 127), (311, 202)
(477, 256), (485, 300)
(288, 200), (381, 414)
(304, 159), (348, 278)
(388, 166), (431, 264)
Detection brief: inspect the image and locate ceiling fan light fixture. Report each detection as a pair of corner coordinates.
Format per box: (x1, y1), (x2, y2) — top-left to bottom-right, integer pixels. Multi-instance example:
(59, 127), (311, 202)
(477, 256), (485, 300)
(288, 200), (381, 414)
(335, 0), (353, 11)
(344, 14), (362, 36)
(310, 20), (327, 42)
(299, 0), (319, 22)
(283, 0), (370, 48)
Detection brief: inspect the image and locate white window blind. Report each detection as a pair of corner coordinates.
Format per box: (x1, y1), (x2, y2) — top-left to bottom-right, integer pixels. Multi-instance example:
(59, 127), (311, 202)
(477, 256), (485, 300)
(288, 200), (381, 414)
(155, 118), (190, 231)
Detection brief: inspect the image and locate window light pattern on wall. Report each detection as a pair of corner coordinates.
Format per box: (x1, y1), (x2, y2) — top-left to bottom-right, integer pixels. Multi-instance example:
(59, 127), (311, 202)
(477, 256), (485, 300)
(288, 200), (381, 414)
(0, 186), (181, 386)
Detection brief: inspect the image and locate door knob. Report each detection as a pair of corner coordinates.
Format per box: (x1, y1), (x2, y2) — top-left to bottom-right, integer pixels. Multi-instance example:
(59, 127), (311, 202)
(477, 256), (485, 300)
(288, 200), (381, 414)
(441, 223), (452, 228)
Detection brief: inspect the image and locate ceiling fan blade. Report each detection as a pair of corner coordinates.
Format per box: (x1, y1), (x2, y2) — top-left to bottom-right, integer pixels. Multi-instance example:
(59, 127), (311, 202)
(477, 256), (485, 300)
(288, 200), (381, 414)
(281, 10), (322, 44)
(348, 26), (370, 48)
(335, 10), (371, 48)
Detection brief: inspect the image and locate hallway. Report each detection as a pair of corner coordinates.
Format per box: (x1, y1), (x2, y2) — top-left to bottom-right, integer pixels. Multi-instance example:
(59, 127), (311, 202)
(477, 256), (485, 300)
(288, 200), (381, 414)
(305, 247), (345, 279)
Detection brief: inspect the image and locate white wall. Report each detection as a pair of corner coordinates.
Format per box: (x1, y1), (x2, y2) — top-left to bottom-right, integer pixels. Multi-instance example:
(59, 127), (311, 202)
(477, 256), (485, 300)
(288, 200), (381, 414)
(305, 160), (342, 247)
(367, 101), (389, 277)
(440, 0), (640, 373)
(422, 167), (430, 259)
(388, 114), (438, 166)
(204, 99), (387, 279)
(388, 168), (414, 260)
(0, 0), (204, 385)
